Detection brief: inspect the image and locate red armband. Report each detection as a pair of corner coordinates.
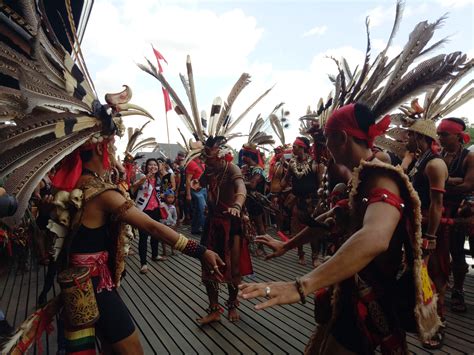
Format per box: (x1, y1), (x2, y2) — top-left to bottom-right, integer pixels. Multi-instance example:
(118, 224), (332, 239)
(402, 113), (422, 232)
(430, 187), (446, 194)
(335, 199), (349, 209)
(363, 188), (405, 214)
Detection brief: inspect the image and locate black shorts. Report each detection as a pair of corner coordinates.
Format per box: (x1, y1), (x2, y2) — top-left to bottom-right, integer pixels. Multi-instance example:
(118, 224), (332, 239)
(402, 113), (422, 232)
(93, 278), (135, 344)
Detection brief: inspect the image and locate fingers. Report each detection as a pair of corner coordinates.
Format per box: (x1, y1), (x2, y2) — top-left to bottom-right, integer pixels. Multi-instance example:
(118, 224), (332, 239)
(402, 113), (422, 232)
(213, 265), (224, 279)
(255, 235), (270, 243)
(255, 297), (280, 310)
(238, 283), (266, 300)
(264, 253), (277, 261)
(216, 256), (226, 267)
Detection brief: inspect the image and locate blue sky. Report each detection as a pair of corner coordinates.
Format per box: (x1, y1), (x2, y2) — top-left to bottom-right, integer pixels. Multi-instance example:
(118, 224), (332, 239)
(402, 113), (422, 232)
(82, 0), (473, 153)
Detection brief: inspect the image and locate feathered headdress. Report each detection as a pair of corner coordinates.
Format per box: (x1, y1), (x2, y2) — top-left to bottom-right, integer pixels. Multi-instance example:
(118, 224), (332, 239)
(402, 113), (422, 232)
(124, 121), (158, 161)
(302, 0), (469, 139)
(138, 55), (273, 165)
(268, 102), (289, 147)
(0, 0), (153, 225)
(375, 58), (473, 158)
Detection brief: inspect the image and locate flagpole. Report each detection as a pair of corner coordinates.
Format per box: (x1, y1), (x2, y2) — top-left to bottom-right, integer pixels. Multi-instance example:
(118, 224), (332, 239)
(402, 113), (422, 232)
(165, 111), (171, 158)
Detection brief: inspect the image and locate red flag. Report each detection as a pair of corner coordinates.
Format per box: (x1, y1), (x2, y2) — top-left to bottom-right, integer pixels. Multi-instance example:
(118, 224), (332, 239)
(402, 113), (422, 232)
(162, 87), (172, 112)
(152, 45), (168, 73)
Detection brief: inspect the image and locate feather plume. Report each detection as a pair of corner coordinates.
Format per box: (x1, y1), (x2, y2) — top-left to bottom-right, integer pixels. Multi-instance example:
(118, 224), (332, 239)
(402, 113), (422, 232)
(226, 85), (274, 133)
(374, 136), (407, 159)
(138, 60), (195, 134)
(201, 110), (208, 129)
(64, 0), (97, 97)
(271, 102), (285, 114)
(347, 17), (371, 103)
(425, 60), (474, 118)
(208, 97), (222, 137)
(177, 128), (189, 151)
(375, 15), (448, 106)
(373, 52), (466, 117)
(125, 121), (150, 153)
(215, 73), (251, 135)
(269, 113), (286, 146)
(3, 129), (94, 226)
(179, 73), (193, 107)
(186, 55), (203, 140)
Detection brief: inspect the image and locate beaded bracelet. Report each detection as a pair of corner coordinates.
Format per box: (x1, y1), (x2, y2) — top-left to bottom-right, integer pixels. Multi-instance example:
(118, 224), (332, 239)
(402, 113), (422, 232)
(174, 234), (207, 259)
(295, 278), (306, 304)
(232, 203), (242, 211)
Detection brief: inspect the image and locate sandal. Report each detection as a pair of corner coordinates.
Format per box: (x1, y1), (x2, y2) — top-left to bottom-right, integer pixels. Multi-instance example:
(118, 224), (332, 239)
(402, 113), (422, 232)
(451, 289), (467, 313)
(422, 330), (444, 350)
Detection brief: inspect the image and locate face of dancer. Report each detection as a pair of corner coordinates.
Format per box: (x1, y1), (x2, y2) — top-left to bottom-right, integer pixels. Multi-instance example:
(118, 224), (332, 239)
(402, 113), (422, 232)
(292, 144), (304, 158)
(406, 131), (419, 153)
(204, 147), (220, 168)
(242, 155), (255, 166)
(437, 130), (459, 149)
(325, 131), (345, 165)
(146, 160), (159, 176)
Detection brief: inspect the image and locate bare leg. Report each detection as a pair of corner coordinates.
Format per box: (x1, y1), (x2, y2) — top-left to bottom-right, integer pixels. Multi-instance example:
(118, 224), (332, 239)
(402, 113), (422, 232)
(196, 281), (221, 325)
(228, 234), (242, 322)
(102, 330), (144, 355)
(292, 205), (305, 265)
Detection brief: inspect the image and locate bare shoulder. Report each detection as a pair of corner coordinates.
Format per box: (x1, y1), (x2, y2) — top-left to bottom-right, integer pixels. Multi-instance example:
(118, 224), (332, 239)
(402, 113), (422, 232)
(426, 157), (448, 174)
(227, 163), (243, 176)
(465, 151), (474, 163)
(97, 189), (127, 211)
(361, 169), (401, 196)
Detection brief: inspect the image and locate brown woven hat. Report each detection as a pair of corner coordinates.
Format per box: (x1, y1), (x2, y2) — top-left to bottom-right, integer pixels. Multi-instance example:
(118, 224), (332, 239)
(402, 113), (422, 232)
(405, 119), (438, 141)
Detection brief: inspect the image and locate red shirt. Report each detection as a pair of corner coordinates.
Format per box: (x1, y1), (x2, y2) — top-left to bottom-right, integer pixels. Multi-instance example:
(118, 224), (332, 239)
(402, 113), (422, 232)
(186, 159), (205, 180)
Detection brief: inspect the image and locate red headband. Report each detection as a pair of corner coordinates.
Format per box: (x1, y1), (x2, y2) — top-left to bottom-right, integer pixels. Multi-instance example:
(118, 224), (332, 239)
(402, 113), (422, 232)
(242, 146), (264, 167)
(324, 104), (390, 148)
(52, 141), (111, 191)
(293, 138), (308, 149)
(437, 119), (470, 144)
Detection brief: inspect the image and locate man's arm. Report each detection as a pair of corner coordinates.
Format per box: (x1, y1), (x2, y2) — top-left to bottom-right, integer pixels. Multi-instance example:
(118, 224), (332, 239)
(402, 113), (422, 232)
(446, 152), (474, 194)
(246, 173), (262, 190)
(425, 158), (448, 236)
(232, 167), (247, 209)
(300, 175), (401, 295)
(185, 172), (193, 201)
(97, 190), (225, 272)
(170, 173), (177, 191)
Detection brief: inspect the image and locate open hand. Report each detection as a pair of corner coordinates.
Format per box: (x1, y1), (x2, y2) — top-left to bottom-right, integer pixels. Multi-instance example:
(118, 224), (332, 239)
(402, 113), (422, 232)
(202, 250), (225, 280)
(238, 281), (301, 310)
(255, 234), (287, 260)
(225, 207), (241, 218)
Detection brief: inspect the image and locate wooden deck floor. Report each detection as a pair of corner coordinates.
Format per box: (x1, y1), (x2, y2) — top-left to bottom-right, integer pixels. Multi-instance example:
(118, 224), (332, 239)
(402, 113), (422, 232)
(1, 225), (474, 354)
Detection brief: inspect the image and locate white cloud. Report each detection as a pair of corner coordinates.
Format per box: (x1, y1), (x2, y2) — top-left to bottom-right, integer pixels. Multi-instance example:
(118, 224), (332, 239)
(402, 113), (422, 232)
(83, 1), (473, 157)
(364, 6), (388, 28)
(302, 25), (327, 38)
(437, 0), (474, 8)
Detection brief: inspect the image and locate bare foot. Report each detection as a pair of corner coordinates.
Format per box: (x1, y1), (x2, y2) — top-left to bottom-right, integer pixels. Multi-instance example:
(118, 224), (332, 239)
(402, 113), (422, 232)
(196, 311), (221, 325)
(298, 256), (306, 265)
(228, 308), (240, 322)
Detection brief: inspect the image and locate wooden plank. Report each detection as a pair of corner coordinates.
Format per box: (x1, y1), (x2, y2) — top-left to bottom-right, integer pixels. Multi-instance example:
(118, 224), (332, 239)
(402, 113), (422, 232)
(135, 236), (310, 351)
(127, 245), (268, 354)
(1, 225), (474, 355)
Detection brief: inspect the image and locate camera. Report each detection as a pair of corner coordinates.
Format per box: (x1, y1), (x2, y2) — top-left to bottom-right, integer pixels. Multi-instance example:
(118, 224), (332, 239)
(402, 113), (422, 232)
(0, 193), (18, 218)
